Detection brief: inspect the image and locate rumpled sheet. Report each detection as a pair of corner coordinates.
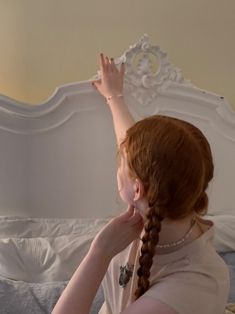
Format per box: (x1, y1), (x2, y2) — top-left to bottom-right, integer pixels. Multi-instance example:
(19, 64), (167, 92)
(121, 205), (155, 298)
(0, 215), (234, 313)
(0, 216), (109, 282)
(0, 216), (107, 313)
(0, 275), (104, 314)
(0, 276), (67, 314)
(225, 303), (235, 314)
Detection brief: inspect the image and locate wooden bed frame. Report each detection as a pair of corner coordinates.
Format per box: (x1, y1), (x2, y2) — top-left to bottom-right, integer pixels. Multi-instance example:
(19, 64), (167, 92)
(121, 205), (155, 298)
(0, 34), (234, 218)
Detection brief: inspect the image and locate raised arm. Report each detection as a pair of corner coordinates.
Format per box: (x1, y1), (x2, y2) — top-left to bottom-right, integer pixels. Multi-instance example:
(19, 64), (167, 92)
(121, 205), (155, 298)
(92, 53), (135, 146)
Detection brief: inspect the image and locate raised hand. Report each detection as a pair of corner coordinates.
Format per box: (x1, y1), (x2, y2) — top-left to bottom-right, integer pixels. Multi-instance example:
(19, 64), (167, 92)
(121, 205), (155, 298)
(92, 53), (125, 100)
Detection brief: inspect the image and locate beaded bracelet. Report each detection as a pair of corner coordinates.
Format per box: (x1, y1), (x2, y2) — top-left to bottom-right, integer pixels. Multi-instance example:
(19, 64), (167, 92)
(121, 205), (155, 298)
(106, 94), (123, 103)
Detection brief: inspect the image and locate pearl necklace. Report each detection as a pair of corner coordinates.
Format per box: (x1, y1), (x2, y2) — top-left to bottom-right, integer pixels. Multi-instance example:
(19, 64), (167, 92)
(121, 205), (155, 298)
(156, 218), (197, 248)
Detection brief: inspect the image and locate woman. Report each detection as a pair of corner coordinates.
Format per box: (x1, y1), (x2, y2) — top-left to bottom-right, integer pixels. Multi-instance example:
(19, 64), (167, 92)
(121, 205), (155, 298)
(52, 54), (229, 314)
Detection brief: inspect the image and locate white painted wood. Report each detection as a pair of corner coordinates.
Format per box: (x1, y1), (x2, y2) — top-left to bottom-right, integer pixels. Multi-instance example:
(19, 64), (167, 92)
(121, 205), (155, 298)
(0, 34), (234, 218)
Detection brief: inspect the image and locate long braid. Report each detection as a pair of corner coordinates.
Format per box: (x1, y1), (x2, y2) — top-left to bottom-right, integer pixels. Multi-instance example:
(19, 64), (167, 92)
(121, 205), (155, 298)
(134, 207), (163, 300)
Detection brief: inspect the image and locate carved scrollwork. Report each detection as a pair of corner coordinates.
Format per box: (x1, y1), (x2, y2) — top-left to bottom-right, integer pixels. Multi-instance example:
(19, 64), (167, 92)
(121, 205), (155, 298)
(92, 34), (191, 106)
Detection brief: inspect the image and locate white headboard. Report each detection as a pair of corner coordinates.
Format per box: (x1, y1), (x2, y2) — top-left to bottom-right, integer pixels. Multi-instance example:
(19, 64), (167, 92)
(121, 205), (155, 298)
(0, 34), (234, 218)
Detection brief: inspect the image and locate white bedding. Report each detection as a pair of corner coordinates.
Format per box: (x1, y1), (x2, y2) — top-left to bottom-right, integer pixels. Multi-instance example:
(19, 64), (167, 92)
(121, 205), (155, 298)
(0, 216), (109, 282)
(205, 214), (235, 252)
(0, 214), (234, 313)
(0, 216), (108, 313)
(0, 214), (234, 283)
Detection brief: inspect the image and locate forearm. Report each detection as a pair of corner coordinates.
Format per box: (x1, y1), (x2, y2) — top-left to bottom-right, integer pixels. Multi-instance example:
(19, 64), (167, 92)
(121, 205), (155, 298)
(107, 96), (135, 146)
(52, 247), (111, 314)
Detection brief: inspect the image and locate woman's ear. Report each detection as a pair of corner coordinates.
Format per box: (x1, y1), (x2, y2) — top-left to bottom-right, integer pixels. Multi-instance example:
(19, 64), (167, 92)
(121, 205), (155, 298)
(133, 178), (145, 202)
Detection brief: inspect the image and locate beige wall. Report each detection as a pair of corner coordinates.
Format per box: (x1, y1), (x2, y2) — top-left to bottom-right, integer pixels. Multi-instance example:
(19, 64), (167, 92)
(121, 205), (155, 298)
(0, 0), (234, 110)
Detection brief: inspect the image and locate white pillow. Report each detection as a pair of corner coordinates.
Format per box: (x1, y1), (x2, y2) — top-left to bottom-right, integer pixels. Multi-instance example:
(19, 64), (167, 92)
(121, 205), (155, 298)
(0, 216), (109, 283)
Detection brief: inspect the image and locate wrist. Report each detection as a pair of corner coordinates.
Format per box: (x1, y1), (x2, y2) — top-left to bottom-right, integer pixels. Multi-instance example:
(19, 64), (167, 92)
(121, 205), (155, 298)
(89, 242), (113, 262)
(106, 93), (123, 104)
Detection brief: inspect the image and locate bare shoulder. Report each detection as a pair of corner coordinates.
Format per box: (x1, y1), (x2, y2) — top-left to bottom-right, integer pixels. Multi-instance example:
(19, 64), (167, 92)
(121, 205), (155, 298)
(120, 296), (178, 314)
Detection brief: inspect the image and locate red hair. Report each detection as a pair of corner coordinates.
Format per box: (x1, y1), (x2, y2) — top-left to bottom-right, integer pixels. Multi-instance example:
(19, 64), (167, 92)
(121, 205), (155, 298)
(120, 115), (214, 299)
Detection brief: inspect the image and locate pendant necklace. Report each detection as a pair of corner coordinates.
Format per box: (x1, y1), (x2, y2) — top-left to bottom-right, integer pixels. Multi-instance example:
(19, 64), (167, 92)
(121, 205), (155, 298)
(119, 263), (134, 288)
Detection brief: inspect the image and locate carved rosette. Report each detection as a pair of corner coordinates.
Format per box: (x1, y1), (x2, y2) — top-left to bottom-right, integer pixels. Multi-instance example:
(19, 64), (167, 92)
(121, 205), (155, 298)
(92, 34), (191, 106)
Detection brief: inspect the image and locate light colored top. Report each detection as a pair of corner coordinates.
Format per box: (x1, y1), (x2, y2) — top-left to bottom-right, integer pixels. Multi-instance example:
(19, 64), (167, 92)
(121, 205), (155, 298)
(98, 217), (230, 314)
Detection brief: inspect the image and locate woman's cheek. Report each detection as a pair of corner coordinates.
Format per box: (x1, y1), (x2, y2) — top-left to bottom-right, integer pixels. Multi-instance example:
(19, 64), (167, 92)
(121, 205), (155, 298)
(121, 187), (135, 205)
(117, 169), (122, 193)
(117, 177), (135, 205)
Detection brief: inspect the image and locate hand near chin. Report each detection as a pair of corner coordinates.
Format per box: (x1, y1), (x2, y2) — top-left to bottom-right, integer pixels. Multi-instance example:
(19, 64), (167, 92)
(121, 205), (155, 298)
(90, 205), (144, 259)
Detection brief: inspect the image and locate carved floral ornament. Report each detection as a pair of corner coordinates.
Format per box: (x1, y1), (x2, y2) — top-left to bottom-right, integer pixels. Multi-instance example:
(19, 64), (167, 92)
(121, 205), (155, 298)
(93, 34), (192, 107)
(1, 34), (234, 135)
